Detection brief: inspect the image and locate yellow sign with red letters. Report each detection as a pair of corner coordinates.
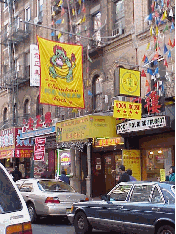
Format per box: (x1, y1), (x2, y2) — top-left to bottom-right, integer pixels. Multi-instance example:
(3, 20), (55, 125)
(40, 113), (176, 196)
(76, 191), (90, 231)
(123, 150), (141, 181)
(113, 101), (142, 120)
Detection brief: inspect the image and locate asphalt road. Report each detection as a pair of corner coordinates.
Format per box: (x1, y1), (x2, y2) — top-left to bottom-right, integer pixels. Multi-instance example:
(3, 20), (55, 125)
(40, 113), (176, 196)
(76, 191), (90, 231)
(31, 216), (111, 234)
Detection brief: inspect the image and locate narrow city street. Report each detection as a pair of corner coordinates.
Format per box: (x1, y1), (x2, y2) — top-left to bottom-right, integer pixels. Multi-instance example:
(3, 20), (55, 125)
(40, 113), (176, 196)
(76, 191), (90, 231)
(31, 216), (110, 234)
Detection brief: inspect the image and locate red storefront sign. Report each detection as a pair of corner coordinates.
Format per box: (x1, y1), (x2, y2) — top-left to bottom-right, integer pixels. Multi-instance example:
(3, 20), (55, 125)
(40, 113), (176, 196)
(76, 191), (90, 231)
(34, 137), (46, 161)
(0, 128), (33, 159)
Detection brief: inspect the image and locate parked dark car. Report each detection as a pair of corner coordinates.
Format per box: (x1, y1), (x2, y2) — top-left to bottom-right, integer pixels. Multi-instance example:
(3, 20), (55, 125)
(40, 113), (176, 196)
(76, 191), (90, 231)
(68, 181), (175, 234)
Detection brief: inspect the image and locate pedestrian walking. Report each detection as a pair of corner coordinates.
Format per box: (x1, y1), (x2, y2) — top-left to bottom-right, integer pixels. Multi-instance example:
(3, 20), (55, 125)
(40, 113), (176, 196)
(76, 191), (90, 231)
(166, 166), (175, 182)
(11, 166), (22, 182)
(117, 165), (130, 183)
(59, 170), (70, 184)
(126, 169), (137, 181)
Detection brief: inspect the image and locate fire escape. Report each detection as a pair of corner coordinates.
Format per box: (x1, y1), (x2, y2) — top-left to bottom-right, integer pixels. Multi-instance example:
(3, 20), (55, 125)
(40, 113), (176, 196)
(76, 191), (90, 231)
(0, 0), (31, 129)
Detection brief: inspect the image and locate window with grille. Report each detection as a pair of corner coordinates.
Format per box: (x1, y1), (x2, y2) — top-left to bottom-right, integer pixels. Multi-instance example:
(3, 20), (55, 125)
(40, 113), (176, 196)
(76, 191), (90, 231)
(93, 12), (101, 42)
(93, 75), (103, 111)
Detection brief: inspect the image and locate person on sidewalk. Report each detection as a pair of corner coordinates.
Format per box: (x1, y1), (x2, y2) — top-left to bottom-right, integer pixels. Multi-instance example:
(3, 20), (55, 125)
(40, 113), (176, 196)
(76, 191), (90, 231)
(166, 166), (175, 182)
(11, 166), (22, 182)
(59, 170), (70, 184)
(117, 165), (130, 183)
(126, 169), (137, 181)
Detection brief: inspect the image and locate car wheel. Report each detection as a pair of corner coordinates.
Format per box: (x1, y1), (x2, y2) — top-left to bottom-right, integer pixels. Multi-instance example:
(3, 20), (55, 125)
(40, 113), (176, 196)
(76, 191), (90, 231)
(27, 203), (38, 223)
(157, 225), (174, 234)
(74, 211), (92, 234)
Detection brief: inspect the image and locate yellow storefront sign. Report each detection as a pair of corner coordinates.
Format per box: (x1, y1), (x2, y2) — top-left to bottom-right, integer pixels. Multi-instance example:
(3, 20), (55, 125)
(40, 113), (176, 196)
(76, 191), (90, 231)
(120, 68), (141, 97)
(113, 101), (142, 120)
(160, 169), (166, 182)
(56, 115), (120, 142)
(123, 150), (141, 181)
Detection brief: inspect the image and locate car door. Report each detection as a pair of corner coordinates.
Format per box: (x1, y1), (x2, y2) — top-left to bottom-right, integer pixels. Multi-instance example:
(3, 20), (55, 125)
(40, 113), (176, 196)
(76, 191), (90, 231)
(19, 182), (34, 202)
(94, 184), (133, 232)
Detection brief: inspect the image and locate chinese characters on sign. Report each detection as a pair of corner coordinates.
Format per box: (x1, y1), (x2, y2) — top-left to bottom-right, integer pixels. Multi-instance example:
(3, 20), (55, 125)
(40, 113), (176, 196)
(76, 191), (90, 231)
(34, 137), (46, 161)
(113, 101), (142, 120)
(94, 137), (124, 147)
(123, 150), (141, 181)
(30, 44), (40, 86)
(22, 112), (52, 133)
(119, 68), (141, 97)
(144, 91), (161, 114)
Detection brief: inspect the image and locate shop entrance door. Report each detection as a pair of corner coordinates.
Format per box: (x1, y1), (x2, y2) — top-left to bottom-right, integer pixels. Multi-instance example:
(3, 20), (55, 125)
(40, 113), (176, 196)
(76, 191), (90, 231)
(104, 154), (116, 193)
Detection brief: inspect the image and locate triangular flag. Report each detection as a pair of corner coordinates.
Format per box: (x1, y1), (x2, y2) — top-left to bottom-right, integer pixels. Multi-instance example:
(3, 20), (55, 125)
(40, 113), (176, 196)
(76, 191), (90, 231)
(163, 25), (169, 33)
(168, 38), (172, 46)
(79, 0), (81, 5)
(51, 21), (54, 26)
(78, 9), (81, 14)
(55, 19), (62, 24)
(81, 15), (86, 23)
(167, 0), (170, 7)
(72, 8), (75, 16)
(155, 11), (159, 17)
(82, 3), (86, 13)
(164, 10), (167, 18)
(148, 13), (152, 20)
(150, 26), (153, 36)
(153, 53), (159, 60)
(147, 68), (153, 75)
(61, 6), (65, 16)
(164, 44), (168, 54)
(58, 0), (63, 6)
(144, 57), (149, 64)
(164, 59), (168, 67)
(156, 26), (158, 35)
(88, 90), (93, 96)
(145, 80), (149, 86)
(142, 55), (146, 62)
(154, 67), (159, 75)
(61, 19), (64, 24)
(57, 32), (62, 39)
(168, 50), (171, 58)
(141, 69), (146, 77)
(171, 39), (175, 48)
(151, 3), (154, 12)
(169, 8), (173, 17)
(161, 13), (166, 21)
(171, 22), (174, 31)
(146, 42), (150, 50)
(51, 32), (55, 36)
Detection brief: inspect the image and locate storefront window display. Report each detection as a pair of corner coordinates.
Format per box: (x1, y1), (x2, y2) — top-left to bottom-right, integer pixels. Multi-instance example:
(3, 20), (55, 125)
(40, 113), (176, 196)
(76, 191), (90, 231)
(56, 149), (71, 178)
(146, 148), (172, 181)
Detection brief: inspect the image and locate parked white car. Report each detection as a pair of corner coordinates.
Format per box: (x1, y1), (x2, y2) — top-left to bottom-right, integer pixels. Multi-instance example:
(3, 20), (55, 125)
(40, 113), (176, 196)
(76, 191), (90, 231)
(16, 178), (89, 223)
(0, 163), (32, 234)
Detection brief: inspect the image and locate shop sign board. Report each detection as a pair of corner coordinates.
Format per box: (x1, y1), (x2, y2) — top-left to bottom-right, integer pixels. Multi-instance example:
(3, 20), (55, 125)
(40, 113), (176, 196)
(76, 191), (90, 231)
(122, 150), (141, 181)
(56, 149), (71, 177)
(34, 137), (46, 161)
(119, 68), (141, 97)
(94, 137), (124, 147)
(116, 116), (167, 134)
(30, 44), (40, 87)
(56, 115), (119, 142)
(0, 149), (14, 159)
(160, 169), (166, 182)
(0, 128), (33, 158)
(113, 101), (141, 120)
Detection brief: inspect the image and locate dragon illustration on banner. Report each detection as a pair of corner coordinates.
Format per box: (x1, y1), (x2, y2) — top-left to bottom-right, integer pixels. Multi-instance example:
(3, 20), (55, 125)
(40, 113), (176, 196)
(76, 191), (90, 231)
(49, 45), (76, 82)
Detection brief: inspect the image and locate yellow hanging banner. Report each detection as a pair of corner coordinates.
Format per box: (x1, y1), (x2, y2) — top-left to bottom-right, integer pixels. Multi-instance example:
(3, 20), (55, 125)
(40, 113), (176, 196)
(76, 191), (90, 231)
(37, 36), (85, 108)
(113, 101), (142, 120)
(123, 150), (141, 181)
(119, 68), (141, 97)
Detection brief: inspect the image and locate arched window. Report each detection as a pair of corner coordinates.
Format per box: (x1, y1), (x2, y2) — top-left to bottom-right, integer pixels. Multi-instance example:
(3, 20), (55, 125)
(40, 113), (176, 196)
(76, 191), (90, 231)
(24, 99), (29, 120)
(93, 75), (103, 111)
(36, 95), (43, 118)
(3, 107), (7, 124)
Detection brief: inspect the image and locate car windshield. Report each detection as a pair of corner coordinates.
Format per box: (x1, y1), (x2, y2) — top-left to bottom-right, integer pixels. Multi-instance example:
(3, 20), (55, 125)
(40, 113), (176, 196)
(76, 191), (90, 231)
(0, 167), (22, 213)
(161, 188), (175, 204)
(38, 180), (75, 192)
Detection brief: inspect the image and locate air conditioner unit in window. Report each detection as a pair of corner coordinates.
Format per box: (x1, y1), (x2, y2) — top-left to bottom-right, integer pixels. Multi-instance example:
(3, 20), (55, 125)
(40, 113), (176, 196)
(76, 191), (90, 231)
(112, 27), (124, 37)
(33, 16), (42, 25)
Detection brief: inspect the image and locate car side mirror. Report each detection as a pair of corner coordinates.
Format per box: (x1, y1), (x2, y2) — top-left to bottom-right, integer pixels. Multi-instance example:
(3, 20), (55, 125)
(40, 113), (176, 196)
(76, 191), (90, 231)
(101, 194), (110, 201)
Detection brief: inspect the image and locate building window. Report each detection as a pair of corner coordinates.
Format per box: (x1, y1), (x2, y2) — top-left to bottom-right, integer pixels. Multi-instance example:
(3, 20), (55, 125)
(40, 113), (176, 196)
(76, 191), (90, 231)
(113, 0), (125, 36)
(24, 99), (30, 120)
(36, 95), (43, 118)
(38, 0), (43, 18)
(25, 7), (31, 31)
(93, 12), (101, 42)
(93, 75), (103, 111)
(3, 107), (8, 124)
(55, 106), (61, 118)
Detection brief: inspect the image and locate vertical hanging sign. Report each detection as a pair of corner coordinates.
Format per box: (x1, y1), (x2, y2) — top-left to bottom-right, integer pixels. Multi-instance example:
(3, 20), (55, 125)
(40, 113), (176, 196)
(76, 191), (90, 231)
(34, 137), (46, 161)
(30, 44), (40, 86)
